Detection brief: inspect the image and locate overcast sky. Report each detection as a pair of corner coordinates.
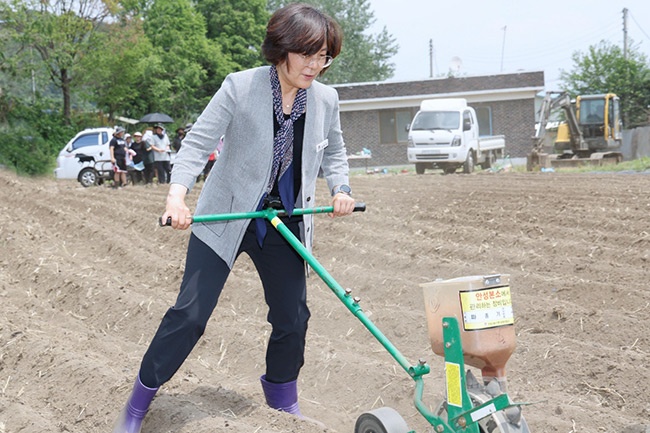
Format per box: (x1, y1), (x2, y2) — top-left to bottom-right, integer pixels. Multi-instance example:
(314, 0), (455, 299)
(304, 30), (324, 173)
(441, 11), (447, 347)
(369, 0), (650, 90)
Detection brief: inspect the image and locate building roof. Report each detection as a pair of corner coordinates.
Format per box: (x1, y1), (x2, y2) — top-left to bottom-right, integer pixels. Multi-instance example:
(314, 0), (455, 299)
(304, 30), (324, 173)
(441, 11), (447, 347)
(333, 71), (545, 111)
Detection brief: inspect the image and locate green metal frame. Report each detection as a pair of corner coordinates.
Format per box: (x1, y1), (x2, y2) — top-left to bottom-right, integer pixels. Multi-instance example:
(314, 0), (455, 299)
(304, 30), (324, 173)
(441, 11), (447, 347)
(181, 206), (520, 432)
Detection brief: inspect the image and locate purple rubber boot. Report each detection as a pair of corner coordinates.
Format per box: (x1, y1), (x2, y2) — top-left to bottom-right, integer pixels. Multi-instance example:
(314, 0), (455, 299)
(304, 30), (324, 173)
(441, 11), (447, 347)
(260, 374), (302, 415)
(112, 375), (159, 433)
(260, 375), (325, 427)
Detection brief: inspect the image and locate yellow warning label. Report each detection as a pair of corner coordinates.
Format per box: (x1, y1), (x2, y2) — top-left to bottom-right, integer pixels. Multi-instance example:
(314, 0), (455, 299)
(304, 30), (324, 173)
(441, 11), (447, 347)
(459, 286), (514, 330)
(446, 361), (462, 407)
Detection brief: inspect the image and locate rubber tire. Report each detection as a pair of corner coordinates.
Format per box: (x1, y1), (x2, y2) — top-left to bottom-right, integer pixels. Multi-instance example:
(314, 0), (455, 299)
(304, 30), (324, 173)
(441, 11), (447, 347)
(415, 163), (426, 175)
(463, 151), (475, 174)
(78, 168), (98, 187)
(482, 151), (496, 169)
(354, 407), (410, 433)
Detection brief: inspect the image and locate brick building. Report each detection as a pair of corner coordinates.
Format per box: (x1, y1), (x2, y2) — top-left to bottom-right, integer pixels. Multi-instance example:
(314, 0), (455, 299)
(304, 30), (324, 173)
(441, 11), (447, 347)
(333, 71), (545, 168)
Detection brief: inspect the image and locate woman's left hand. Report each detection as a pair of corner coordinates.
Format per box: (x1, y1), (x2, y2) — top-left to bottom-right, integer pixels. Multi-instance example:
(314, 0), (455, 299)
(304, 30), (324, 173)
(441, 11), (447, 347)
(331, 193), (356, 217)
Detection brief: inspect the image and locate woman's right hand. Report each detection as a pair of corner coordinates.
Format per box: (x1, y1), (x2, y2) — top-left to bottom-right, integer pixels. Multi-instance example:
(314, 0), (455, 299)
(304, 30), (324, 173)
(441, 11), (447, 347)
(162, 183), (191, 230)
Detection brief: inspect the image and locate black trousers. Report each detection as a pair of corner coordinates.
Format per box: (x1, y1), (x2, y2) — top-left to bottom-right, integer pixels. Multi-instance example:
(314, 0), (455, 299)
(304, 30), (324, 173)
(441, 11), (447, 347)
(143, 163), (155, 184)
(139, 218), (309, 388)
(155, 161), (171, 183)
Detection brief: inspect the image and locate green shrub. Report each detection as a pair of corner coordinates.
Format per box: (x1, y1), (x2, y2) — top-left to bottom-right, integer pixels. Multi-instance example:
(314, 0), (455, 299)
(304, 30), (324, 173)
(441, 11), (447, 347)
(0, 126), (56, 176)
(0, 97), (78, 176)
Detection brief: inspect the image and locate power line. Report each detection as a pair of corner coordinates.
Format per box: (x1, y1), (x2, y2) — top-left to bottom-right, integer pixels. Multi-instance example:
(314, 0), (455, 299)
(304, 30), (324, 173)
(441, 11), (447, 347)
(458, 20), (620, 64)
(629, 10), (650, 43)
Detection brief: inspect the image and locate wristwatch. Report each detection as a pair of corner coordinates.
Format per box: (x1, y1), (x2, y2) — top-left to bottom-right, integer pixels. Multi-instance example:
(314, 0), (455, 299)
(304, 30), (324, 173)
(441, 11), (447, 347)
(332, 184), (352, 196)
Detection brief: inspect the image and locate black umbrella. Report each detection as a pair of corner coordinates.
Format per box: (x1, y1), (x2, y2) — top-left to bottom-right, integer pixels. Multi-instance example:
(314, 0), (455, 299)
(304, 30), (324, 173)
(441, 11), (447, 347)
(139, 112), (174, 124)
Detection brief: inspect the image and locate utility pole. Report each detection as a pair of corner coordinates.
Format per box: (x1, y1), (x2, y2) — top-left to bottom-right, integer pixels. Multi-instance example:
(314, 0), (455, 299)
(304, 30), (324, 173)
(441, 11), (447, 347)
(500, 26), (507, 72)
(622, 7), (629, 128)
(429, 39), (434, 78)
(28, 46), (36, 103)
(622, 8), (629, 59)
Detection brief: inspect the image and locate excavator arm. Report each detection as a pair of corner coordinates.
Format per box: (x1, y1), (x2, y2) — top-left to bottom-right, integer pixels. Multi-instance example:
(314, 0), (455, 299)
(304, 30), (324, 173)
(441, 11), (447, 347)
(532, 91), (585, 153)
(528, 91), (587, 170)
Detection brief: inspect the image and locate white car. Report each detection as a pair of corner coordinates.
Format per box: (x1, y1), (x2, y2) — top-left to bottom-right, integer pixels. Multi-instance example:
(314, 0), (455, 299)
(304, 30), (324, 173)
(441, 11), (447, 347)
(54, 127), (115, 186)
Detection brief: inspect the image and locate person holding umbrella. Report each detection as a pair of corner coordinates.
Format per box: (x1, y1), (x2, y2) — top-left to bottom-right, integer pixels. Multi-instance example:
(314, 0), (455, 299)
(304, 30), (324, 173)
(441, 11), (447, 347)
(112, 3), (354, 431)
(149, 123), (171, 184)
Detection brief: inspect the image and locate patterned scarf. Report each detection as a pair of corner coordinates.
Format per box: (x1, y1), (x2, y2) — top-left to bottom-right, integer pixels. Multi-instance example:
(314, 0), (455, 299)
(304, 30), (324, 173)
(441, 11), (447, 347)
(266, 65), (307, 194)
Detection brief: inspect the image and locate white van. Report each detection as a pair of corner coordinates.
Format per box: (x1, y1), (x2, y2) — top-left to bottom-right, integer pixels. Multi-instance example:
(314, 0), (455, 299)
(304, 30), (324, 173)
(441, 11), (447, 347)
(54, 127), (115, 185)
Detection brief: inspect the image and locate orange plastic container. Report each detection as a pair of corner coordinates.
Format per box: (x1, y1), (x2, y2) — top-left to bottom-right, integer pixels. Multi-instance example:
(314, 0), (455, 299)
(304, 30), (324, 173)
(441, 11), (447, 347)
(422, 274), (516, 387)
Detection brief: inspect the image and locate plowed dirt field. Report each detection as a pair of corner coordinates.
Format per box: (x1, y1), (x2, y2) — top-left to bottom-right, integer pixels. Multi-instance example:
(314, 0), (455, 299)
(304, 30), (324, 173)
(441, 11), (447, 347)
(1, 168), (649, 432)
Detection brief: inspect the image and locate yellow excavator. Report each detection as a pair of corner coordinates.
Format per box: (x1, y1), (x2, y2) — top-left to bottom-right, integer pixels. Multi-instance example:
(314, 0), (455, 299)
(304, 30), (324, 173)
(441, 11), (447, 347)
(527, 91), (623, 170)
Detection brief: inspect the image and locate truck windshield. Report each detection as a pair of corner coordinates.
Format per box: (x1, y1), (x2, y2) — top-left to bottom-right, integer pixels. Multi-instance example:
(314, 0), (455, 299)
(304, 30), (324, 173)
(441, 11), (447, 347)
(411, 111), (459, 131)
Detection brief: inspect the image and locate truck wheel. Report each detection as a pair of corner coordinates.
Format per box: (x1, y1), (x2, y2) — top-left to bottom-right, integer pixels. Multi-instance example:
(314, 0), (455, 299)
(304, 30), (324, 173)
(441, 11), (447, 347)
(78, 168), (98, 187)
(463, 152), (475, 174)
(415, 163), (426, 175)
(482, 151), (496, 169)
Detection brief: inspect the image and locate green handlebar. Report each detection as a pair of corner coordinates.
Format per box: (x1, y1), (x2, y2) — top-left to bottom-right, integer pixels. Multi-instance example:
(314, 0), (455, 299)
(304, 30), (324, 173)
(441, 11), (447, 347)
(159, 202), (366, 226)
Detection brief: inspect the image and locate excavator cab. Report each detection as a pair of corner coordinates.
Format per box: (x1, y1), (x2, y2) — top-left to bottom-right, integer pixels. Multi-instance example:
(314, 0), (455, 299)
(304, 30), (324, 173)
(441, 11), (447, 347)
(576, 94), (622, 152)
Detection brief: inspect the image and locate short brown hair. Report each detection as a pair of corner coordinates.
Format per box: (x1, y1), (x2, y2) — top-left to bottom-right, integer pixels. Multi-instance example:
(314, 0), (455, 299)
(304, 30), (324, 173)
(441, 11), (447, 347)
(262, 3), (343, 75)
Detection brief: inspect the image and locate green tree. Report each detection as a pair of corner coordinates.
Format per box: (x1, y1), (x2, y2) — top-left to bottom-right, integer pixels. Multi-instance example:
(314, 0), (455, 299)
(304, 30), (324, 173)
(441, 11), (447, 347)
(195, 0), (269, 72)
(139, 0), (234, 120)
(0, 0), (118, 123)
(0, 30), (44, 106)
(560, 40), (650, 128)
(77, 19), (153, 122)
(267, 0), (398, 84)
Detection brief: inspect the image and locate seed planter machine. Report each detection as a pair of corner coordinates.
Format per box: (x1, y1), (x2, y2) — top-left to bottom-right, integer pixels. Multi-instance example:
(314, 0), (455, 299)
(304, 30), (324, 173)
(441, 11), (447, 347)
(163, 204), (531, 433)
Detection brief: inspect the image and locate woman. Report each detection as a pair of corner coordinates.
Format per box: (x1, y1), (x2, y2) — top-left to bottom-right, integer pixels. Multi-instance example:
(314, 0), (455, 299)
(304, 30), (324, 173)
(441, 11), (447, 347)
(128, 131), (146, 184)
(109, 127), (128, 188)
(112, 3), (354, 432)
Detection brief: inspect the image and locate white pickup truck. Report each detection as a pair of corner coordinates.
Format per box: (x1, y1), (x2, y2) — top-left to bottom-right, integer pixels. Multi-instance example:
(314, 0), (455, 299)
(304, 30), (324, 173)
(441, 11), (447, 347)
(407, 98), (505, 174)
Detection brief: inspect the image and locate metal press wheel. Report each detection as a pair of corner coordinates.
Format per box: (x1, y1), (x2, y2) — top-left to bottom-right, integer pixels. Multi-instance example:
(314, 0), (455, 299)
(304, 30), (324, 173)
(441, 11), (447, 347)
(435, 398), (530, 433)
(354, 407), (410, 433)
(436, 401), (489, 433)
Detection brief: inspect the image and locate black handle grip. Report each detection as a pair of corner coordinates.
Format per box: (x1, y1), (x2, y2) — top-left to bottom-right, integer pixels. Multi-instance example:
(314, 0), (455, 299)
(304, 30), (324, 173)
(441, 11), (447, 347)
(160, 216), (172, 227)
(354, 202), (366, 212)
